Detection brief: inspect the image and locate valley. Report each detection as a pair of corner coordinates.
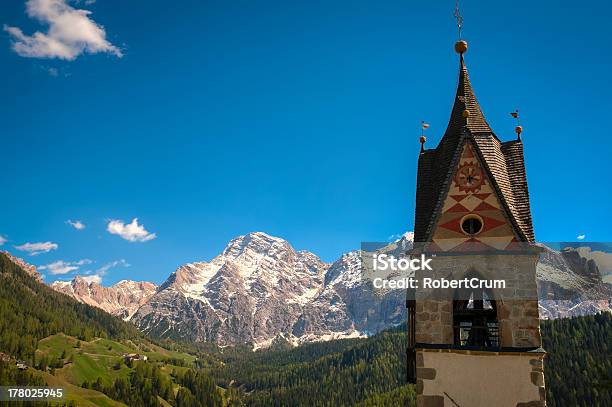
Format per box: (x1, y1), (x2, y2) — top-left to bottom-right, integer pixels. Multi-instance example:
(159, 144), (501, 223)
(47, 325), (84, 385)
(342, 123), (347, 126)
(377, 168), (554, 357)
(1, 238), (611, 406)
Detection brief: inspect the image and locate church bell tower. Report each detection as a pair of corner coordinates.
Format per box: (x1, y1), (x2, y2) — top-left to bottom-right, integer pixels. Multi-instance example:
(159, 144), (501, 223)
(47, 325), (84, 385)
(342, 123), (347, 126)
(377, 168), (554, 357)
(407, 38), (547, 407)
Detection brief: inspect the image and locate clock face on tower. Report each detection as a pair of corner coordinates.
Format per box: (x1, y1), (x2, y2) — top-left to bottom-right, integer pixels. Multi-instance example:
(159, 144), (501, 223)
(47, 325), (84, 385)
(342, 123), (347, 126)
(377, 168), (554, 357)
(454, 162), (485, 192)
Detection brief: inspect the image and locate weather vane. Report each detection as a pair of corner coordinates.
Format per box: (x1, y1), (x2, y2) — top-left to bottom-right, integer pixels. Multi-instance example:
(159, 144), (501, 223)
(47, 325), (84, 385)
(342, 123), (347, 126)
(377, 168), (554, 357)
(454, 0), (463, 39)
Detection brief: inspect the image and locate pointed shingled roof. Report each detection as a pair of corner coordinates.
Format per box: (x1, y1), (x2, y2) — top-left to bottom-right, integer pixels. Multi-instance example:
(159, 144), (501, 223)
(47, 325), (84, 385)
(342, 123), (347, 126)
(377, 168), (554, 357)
(414, 51), (535, 244)
(445, 54), (493, 135)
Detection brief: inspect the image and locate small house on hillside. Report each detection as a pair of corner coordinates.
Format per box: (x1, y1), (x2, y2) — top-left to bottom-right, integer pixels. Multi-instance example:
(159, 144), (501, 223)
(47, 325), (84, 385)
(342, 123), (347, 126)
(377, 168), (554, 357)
(121, 353), (148, 362)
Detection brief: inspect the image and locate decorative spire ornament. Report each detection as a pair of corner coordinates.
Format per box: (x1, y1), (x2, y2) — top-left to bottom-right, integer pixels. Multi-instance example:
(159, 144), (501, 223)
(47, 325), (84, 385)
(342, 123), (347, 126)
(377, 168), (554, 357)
(510, 109), (523, 140)
(420, 121), (429, 152)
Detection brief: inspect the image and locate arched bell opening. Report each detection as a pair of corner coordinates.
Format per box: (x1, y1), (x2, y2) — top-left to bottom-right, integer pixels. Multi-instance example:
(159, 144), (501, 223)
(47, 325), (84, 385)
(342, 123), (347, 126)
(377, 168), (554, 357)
(452, 271), (500, 348)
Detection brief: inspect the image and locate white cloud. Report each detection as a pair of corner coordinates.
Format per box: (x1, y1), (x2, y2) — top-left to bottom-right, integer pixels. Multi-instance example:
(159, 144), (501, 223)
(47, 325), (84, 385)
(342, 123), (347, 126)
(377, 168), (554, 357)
(82, 274), (102, 284)
(80, 259), (129, 283)
(82, 258), (129, 276)
(66, 219), (86, 230)
(14, 241), (58, 256)
(96, 259), (129, 274)
(42, 258), (126, 282)
(39, 261), (77, 275)
(0, 235), (7, 246)
(107, 218), (156, 242)
(39, 258), (92, 275)
(4, 0), (122, 60)
(577, 234), (586, 240)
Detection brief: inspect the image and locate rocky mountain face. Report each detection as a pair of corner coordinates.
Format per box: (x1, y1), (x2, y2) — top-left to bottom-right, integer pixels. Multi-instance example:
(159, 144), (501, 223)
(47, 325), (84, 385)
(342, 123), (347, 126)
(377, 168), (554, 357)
(50, 277), (157, 320)
(46, 232), (611, 348)
(292, 236), (412, 343)
(1, 250), (43, 283)
(130, 232), (409, 347)
(132, 232), (359, 347)
(537, 245), (612, 319)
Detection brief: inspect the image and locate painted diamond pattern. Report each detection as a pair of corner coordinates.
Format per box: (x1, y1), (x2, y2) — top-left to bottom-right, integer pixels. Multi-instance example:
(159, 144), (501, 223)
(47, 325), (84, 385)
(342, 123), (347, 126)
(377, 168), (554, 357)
(429, 141), (517, 252)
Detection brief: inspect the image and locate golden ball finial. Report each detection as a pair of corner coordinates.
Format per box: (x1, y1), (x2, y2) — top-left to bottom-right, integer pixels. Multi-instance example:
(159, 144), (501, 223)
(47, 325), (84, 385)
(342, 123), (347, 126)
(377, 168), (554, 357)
(515, 125), (523, 135)
(462, 109), (470, 118)
(420, 135), (427, 144)
(454, 40), (468, 54)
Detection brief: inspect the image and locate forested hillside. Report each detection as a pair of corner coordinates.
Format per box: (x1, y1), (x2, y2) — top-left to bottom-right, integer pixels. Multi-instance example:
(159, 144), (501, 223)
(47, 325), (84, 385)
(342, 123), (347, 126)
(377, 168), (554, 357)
(205, 314), (611, 407)
(0, 252), (140, 363)
(207, 324), (415, 406)
(0, 253), (232, 406)
(543, 312), (612, 407)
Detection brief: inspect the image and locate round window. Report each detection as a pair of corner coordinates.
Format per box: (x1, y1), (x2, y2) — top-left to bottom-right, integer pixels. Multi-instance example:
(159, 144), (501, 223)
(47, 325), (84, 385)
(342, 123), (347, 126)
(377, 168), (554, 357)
(460, 215), (483, 235)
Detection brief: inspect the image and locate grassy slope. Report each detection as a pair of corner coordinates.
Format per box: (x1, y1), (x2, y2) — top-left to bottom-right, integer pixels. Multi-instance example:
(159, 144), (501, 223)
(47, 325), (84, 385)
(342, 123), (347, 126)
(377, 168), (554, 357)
(29, 333), (198, 406)
(0, 252), (209, 406)
(37, 333), (194, 386)
(41, 371), (127, 407)
(1, 330), (229, 406)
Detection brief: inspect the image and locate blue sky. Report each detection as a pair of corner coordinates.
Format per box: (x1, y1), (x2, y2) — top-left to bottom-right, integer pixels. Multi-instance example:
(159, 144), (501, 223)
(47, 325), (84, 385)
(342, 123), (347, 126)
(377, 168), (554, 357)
(1, 0), (611, 285)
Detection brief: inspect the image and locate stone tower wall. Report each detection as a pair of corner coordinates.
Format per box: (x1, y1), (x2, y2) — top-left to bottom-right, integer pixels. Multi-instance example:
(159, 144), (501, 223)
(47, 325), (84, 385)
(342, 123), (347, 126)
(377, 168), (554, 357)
(414, 253), (542, 348)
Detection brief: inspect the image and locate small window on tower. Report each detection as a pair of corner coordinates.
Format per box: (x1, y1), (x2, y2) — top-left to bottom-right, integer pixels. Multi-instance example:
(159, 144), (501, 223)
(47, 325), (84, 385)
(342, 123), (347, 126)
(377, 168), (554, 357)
(461, 214), (483, 235)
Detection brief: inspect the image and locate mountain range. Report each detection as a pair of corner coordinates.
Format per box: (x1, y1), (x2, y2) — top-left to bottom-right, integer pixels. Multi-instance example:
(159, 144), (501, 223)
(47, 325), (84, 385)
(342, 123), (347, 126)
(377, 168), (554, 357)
(130, 232), (406, 348)
(31, 232), (612, 348)
(50, 277), (157, 320)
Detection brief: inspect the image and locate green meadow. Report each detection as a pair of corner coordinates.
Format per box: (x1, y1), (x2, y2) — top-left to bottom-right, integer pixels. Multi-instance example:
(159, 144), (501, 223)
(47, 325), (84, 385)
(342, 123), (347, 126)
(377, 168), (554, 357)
(30, 334), (199, 406)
